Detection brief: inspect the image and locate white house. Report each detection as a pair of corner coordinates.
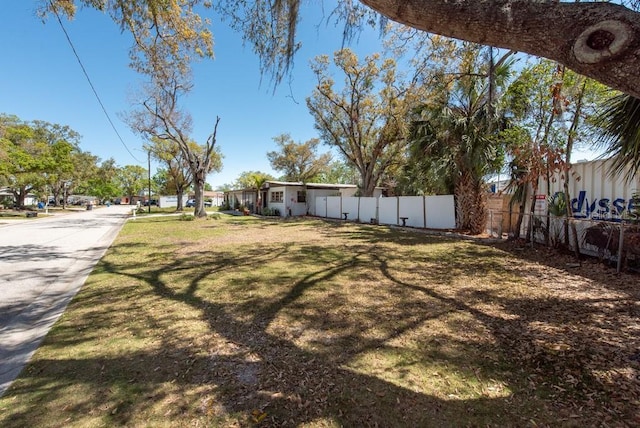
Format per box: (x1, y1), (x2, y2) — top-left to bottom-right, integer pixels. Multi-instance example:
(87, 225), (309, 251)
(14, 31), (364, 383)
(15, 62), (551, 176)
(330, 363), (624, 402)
(224, 181), (385, 217)
(0, 188), (38, 207)
(264, 181), (389, 217)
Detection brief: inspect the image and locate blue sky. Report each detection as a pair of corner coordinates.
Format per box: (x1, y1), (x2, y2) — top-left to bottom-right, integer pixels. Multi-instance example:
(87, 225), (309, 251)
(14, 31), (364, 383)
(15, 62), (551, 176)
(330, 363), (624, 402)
(1, 1), (383, 188)
(1, 2), (602, 191)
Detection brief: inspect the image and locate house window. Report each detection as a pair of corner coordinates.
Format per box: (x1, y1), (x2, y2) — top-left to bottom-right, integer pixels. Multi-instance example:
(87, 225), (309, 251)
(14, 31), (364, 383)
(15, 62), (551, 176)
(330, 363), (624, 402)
(270, 191), (283, 203)
(297, 191), (306, 203)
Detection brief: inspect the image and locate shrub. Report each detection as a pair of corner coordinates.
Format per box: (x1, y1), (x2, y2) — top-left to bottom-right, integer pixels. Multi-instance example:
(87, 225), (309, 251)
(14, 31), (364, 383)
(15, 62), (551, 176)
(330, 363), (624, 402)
(261, 207), (281, 217)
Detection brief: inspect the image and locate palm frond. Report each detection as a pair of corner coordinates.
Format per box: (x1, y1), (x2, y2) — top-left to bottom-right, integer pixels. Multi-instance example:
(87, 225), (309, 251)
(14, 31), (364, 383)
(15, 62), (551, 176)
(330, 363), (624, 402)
(596, 93), (640, 181)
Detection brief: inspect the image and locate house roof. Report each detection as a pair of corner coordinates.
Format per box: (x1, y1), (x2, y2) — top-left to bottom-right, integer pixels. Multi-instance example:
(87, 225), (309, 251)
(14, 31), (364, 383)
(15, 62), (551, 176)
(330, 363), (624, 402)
(264, 181), (358, 190)
(305, 183), (358, 190)
(223, 181), (383, 193)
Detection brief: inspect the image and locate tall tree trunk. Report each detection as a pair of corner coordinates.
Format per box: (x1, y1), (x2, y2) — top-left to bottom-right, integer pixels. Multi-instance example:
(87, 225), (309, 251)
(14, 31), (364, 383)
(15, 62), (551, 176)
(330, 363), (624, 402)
(526, 183), (539, 243)
(360, 163), (377, 197)
(469, 180), (488, 235)
(193, 169), (207, 218)
(176, 186), (185, 212)
(51, 189), (61, 207)
(256, 190), (262, 214)
(455, 170), (486, 233)
(511, 185), (528, 240)
(545, 169), (551, 247)
(563, 79), (587, 258)
(17, 187), (33, 209)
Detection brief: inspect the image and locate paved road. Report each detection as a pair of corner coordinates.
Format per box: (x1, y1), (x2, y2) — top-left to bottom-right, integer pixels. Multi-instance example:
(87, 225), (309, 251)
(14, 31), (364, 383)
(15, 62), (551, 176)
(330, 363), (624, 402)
(0, 204), (133, 396)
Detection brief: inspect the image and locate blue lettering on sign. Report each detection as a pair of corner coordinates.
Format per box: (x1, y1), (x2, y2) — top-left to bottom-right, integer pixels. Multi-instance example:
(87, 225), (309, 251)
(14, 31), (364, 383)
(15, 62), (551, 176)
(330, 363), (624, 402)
(612, 198), (626, 216)
(569, 190), (638, 221)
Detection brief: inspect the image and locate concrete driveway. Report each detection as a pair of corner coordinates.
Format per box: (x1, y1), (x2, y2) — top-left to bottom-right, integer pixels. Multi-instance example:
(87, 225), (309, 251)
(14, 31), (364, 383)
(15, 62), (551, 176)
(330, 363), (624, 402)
(0, 204), (133, 396)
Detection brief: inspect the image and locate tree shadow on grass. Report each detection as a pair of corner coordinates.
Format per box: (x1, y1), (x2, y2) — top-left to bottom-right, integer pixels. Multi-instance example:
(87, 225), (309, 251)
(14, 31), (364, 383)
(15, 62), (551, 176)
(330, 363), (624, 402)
(2, 228), (638, 426)
(1, 260), (526, 427)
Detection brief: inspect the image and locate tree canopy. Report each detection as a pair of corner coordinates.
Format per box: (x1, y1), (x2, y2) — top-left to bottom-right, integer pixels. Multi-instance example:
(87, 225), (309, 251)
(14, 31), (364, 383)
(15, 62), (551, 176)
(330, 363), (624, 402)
(44, 0), (213, 79)
(0, 114), (129, 207)
(266, 134), (331, 183)
(307, 48), (422, 196)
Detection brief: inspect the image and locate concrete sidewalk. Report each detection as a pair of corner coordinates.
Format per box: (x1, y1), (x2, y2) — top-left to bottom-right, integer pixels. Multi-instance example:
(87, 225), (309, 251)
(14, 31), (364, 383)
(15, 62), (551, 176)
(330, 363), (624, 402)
(0, 204), (132, 396)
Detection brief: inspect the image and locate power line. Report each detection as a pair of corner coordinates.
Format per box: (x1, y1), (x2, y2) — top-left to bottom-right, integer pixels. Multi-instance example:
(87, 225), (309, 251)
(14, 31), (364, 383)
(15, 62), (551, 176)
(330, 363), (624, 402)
(50, 3), (141, 163)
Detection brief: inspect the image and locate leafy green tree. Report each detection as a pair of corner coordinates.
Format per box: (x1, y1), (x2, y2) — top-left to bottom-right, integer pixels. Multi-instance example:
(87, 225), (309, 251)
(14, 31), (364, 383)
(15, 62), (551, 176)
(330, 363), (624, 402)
(0, 117), (42, 207)
(152, 168), (171, 195)
(502, 60), (569, 240)
(0, 116), (42, 207)
(315, 160), (359, 184)
(30, 121), (83, 206)
(45, 140), (76, 206)
(307, 48), (423, 196)
(498, 58), (609, 245)
(0, 116), (84, 208)
(117, 164), (147, 204)
(83, 158), (121, 203)
(395, 147), (455, 197)
(266, 134), (331, 182)
(385, 33), (472, 196)
(145, 137), (216, 211)
(234, 171), (275, 189)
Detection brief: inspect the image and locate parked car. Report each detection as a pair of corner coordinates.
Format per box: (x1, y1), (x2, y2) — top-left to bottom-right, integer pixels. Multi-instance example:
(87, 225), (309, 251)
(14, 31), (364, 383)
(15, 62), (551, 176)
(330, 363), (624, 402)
(186, 199), (212, 207)
(143, 199), (158, 206)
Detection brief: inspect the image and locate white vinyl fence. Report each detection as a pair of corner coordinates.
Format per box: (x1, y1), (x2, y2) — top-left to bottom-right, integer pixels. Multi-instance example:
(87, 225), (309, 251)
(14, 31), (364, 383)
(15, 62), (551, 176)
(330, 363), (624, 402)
(313, 195), (456, 230)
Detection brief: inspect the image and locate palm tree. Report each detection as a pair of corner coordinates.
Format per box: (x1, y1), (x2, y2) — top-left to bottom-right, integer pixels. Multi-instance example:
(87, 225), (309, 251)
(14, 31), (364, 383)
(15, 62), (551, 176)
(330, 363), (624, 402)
(408, 46), (512, 234)
(596, 93), (640, 181)
(250, 172), (269, 214)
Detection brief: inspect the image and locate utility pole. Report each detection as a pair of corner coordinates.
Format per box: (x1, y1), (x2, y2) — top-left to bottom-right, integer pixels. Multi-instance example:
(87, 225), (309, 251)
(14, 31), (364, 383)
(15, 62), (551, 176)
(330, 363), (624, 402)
(148, 149), (152, 213)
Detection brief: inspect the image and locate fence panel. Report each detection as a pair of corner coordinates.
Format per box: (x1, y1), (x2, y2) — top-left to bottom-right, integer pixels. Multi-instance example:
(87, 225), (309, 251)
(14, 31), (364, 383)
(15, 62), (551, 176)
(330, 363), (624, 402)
(341, 197), (360, 221)
(313, 194), (456, 230)
(425, 195), (456, 229)
(359, 197), (378, 223)
(378, 197), (398, 225)
(327, 196), (342, 219)
(398, 196), (425, 227)
(314, 196), (327, 218)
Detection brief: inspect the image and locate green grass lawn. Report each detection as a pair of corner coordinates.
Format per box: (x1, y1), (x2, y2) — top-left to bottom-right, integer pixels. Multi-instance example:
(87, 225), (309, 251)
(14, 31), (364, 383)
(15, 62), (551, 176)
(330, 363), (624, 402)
(1, 215), (638, 427)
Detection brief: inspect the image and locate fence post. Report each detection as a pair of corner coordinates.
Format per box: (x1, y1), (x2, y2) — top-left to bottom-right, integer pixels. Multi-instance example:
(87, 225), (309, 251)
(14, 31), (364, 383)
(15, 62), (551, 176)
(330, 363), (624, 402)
(617, 223), (625, 274)
(423, 195), (427, 229)
(490, 210), (494, 237)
